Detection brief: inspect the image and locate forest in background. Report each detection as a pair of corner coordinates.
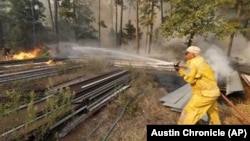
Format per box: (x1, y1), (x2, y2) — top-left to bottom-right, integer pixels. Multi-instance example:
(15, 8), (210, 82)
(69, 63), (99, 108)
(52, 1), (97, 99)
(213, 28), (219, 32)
(0, 0), (250, 58)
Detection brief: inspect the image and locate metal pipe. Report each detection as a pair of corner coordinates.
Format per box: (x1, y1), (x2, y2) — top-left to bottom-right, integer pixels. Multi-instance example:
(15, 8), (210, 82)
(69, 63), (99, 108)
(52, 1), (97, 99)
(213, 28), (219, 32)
(220, 93), (250, 124)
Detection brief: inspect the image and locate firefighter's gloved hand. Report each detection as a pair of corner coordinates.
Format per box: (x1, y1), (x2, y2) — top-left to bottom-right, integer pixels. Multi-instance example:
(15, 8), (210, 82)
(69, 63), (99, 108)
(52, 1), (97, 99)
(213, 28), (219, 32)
(174, 61), (180, 71)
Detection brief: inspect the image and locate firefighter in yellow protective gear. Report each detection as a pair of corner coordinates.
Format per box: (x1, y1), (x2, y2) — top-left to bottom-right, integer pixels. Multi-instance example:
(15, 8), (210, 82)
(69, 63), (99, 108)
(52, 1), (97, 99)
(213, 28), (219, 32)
(175, 46), (221, 125)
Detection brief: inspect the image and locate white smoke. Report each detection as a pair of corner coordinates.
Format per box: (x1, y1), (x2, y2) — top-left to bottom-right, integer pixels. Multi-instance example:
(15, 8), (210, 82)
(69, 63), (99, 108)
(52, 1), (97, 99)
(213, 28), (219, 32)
(203, 45), (234, 82)
(240, 42), (250, 64)
(230, 34), (250, 64)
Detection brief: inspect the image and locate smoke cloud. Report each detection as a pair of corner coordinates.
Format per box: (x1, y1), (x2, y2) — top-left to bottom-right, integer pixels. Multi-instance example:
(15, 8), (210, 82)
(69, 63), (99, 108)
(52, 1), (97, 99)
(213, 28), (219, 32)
(203, 45), (234, 82)
(231, 34), (250, 64)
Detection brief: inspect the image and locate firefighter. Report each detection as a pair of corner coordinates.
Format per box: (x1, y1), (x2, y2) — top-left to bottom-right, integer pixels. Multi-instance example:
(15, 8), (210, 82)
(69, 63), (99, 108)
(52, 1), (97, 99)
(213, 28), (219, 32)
(174, 46), (221, 125)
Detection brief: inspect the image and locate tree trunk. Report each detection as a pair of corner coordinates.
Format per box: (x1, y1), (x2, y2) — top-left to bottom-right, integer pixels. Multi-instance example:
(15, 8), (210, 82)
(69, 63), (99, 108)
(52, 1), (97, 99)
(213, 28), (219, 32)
(73, 0), (78, 42)
(110, 0), (114, 30)
(98, 0), (101, 47)
(243, 20), (248, 36)
(160, 0), (163, 23)
(227, 1), (242, 57)
(119, 0), (123, 48)
(54, 0), (60, 55)
(0, 22), (4, 50)
(187, 32), (195, 47)
(48, 0), (54, 29)
(110, 0), (115, 47)
(145, 27), (149, 53)
(148, 1), (154, 54)
(30, 0), (36, 48)
(136, 1), (140, 54)
(227, 33), (234, 57)
(115, 3), (118, 48)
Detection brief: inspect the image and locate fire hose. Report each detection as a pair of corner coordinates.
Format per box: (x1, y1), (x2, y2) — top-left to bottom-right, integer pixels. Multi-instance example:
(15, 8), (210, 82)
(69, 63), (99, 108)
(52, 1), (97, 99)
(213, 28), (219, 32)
(173, 61), (250, 124)
(132, 61), (249, 124)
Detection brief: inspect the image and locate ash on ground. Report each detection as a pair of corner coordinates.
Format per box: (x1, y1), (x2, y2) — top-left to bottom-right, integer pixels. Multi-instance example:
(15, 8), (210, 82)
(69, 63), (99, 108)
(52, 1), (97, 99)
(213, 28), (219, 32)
(151, 70), (186, 93)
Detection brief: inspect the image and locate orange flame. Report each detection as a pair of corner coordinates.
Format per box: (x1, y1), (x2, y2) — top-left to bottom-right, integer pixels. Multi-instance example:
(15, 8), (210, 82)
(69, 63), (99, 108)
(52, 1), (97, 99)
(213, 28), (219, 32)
(12, 48), (41, 60)
(46, 59), (54, 65)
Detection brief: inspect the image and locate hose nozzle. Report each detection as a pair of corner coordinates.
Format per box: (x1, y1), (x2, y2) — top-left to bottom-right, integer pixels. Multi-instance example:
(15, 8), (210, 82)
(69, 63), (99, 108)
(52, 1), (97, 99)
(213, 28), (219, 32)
(173, 61), (180, 71)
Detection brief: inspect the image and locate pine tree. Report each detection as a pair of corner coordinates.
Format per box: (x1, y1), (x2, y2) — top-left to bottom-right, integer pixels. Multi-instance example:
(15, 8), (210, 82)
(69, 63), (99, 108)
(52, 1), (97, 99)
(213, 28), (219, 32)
(7, 0), (46, 50)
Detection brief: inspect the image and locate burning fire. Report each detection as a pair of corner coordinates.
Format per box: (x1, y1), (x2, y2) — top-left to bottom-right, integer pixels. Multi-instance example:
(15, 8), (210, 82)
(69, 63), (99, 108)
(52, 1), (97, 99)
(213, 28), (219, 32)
(12, 48), (41, 60)
(10, 45), (61, 65)
(46, 59), (54, 65)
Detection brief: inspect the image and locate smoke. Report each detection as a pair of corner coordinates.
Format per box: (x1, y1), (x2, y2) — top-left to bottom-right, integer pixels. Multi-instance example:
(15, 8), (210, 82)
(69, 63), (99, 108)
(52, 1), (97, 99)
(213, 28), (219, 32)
(203, 45), (234, 82)
(231, 34), (250, 64)
(46, 42), (171, 64)
(240, 42), (250, 64)
(89, 0), (163, 48)
(195, 33), (250, 65)
(191, 32), (250, 82)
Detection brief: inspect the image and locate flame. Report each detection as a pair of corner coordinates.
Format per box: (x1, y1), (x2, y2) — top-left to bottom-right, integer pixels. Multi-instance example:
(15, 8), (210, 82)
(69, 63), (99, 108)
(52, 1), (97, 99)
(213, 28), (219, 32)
(46, 59), (54, 65)
(12, 48), (41, 60)
(46, 59), (63, 65)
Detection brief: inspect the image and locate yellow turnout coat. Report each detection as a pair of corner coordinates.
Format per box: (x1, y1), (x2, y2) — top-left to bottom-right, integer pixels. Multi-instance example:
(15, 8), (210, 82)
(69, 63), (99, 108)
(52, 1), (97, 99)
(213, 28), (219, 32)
(177, 55), (221, 124)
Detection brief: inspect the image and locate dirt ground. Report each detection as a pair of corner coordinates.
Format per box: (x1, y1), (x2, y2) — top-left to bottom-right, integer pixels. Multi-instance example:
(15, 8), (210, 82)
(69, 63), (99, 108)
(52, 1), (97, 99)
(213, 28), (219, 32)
(59, 70), (250, 141)
(59, 71), (182, 141)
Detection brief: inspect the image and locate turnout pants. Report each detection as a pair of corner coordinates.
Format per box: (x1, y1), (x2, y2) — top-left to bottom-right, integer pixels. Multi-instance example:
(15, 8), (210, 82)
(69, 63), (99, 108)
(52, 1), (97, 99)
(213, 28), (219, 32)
(177, 94), (221, 125)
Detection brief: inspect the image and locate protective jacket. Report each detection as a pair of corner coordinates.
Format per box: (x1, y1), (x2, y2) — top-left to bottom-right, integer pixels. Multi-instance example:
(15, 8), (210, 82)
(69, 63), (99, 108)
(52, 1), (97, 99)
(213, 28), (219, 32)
(178, 55), (220, 97)
(177, 55), (221, 124)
